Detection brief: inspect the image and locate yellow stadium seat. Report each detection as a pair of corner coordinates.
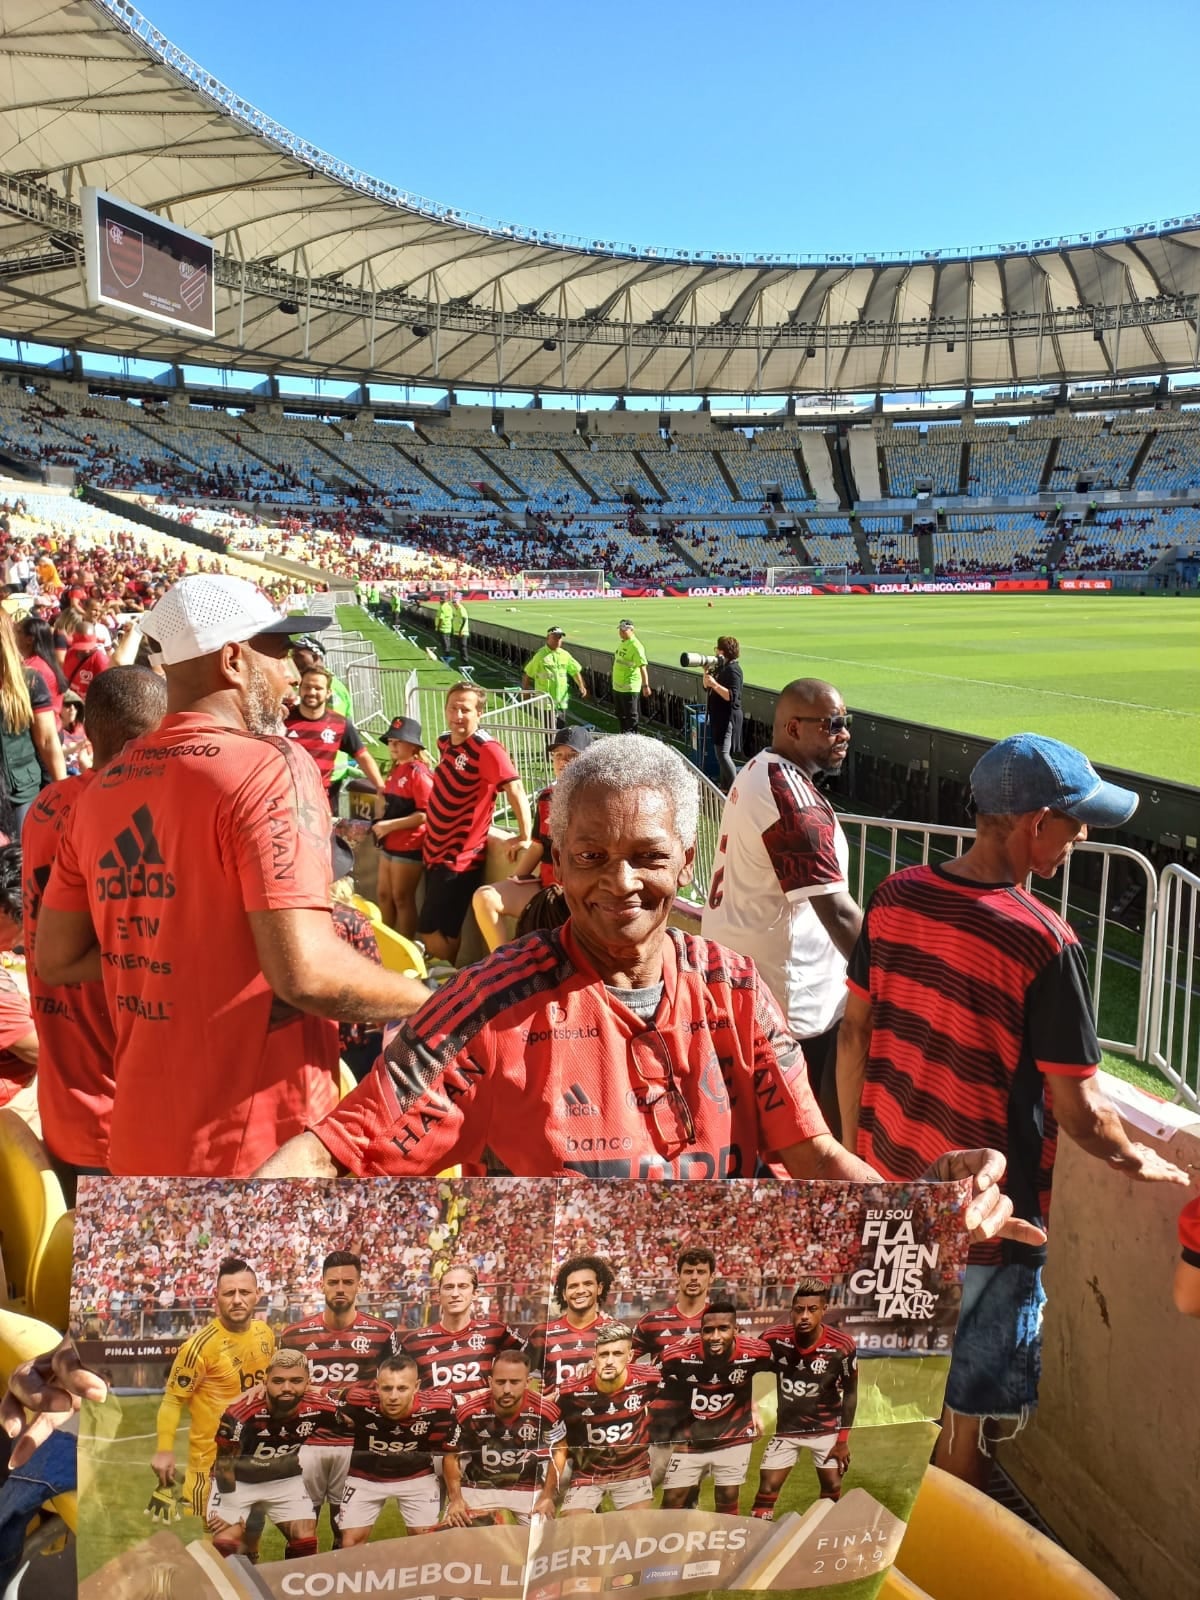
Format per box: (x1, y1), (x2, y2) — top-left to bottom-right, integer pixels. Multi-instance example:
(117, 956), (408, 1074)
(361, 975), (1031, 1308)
(0, 1112), (66, 1308)
(0, 1305), (61, 1387)
(349, 893), (382, 925)
(373, 923), (428, 979)
(896, 1466), (1120, 1600)
(28, 1210), (75, 1334)
(338, 1060), (357, 1099)
(879, 1571), (934, 1600)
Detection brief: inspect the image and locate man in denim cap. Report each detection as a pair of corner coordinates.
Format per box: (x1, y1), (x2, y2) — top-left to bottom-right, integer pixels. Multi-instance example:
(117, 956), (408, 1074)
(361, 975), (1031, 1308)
(837, 732), (1188, 1489)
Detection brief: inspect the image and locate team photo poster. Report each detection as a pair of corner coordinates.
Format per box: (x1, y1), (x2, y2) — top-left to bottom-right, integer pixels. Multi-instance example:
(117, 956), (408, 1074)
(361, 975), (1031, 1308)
(72, 1175), (970, 1599)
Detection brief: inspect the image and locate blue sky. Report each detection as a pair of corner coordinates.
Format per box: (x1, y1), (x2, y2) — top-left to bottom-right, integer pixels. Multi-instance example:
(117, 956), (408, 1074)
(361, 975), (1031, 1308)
(136, 0), (1195, 258)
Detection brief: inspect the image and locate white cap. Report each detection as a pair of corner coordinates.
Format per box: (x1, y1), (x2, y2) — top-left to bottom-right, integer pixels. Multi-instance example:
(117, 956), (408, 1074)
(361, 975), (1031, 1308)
(141, 574), (332, 667)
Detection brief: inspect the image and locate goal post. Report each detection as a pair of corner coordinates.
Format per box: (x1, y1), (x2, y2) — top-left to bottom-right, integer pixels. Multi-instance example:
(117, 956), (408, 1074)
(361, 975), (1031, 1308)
(765, 564), (849, 591)
(519, 569), (605, 597)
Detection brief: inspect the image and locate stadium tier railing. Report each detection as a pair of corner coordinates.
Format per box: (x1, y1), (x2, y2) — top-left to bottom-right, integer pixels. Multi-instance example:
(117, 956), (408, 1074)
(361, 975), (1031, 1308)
(1149, 862), (1200, 1108)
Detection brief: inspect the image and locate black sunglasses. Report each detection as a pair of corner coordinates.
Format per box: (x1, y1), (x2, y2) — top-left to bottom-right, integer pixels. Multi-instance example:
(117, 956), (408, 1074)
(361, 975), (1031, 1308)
(791, 714), (853, 734)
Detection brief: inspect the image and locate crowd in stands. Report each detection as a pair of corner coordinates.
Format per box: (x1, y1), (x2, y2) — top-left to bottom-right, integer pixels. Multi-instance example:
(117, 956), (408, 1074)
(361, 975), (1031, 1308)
(4, 384), (1197, 588)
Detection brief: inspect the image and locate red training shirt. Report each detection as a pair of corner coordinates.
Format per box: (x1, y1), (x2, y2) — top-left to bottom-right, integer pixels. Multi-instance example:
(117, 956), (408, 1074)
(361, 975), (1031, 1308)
(378, 760), (434, 856)
(22, 774), (115, 1167)
(311, 923), (826, 1179)
(43, 712), (340, 1176)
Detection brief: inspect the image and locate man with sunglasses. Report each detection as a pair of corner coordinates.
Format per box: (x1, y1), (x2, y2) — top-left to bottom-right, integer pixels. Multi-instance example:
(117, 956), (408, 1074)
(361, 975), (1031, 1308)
(260, 737), (1040, 1265)
(703, 679), (860, 1133)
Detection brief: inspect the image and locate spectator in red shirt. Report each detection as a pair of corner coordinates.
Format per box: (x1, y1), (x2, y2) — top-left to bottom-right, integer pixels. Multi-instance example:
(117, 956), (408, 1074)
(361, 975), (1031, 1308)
(22, 666), (167, 1194)
(284, 666), (384, 811)
(417, 682), (532, 965)
(15, 614), (68, 730)
(36, 574), (431, 1177)
(0, 843), (38, 1108)
(61, 616), (110, 699)
(370, 716), (434, 940)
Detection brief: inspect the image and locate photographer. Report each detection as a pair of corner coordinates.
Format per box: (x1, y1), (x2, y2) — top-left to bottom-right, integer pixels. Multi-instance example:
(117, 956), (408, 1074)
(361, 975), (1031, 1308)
(702, 635), (743, 791)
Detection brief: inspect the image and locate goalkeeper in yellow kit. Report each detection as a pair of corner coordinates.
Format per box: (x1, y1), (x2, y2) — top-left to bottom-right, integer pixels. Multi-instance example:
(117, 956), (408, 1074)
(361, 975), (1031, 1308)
(150, 1258), (276, 1526)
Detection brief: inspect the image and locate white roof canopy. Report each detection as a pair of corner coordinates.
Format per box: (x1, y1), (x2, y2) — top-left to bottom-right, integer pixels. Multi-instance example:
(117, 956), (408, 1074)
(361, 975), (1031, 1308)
(2, 0), (1199, 396)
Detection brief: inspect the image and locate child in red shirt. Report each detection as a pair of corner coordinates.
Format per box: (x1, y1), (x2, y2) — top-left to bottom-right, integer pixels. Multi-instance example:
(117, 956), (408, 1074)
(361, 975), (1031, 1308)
(371, 716), (433, 940)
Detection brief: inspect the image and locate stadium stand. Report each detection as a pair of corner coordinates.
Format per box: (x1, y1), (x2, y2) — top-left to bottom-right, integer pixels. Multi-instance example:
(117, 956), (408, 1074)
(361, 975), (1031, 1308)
(2, 385), (1197, 581)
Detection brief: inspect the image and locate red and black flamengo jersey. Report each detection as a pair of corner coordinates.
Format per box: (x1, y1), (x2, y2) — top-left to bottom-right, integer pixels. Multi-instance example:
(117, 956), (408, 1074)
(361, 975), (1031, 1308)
(632, 1305), (705, 1363)
(284, 707), (364, 785)
(422, 730), (518, 872)
(850, 863), (1101, 1267)
(659, 1335), (774, 1451)
(633, 1305), (706, 1443)
(314, 924), (824, 1182)
(215, 1391), (338, 1485)
(398, 1319), (525, 1398)
(555, 1365), (660, 1483)
(454, 1391), (564, 1489)
(531, 784), (557, 886)
(762, 1323), (857, 1438)
(528, 1314), (602, 1392)
(281, 1312), (400, 1396)
(334, 1383), (458, 1482)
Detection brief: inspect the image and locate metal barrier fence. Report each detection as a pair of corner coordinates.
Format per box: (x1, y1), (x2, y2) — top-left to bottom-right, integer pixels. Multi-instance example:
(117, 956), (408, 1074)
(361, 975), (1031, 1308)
(1149, 863), (1200, 1107)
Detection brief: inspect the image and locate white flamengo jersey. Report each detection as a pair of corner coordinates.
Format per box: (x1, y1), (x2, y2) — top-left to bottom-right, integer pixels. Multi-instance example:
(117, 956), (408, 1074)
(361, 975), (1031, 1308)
(702, 750), (850, 1039)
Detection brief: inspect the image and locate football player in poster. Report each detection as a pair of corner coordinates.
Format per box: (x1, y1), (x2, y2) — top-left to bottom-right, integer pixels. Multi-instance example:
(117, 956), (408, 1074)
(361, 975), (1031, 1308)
(452, 1350), (564, 1525)
(282, 1251), (399, 1541)
(529, 1255), (614, 1390)
(400, 1262), (525, 1399)
(632, 1244), (716, 1489)
(150, 1258), (275, 1535)
(754, 1278), (858, 1515)
(333, 1356), (463, 1543)
(208, 1350), (336, 1562)
(552, 1322), (660, 1514)
(659, 1301), (774, 1514)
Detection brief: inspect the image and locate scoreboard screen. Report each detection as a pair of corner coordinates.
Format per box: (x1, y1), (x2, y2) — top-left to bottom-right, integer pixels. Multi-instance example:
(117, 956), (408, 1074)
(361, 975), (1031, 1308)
(81, 187), (215, 337)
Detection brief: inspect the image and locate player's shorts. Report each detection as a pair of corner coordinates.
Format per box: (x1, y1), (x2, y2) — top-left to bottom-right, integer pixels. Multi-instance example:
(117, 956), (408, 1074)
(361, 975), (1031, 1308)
(461, 1484), (541, 1525)
(561, 1474), (654, 1512)
(209, 1474), (314, 1529)
(299, 1444), (352, 1509)
(417, 863), (485, 940)
(761, 1432), (840, 1471)
(339, 1472), (441, 1531)
(944, 1261), (1045, 1419)
(663, 1442), (753, 1489)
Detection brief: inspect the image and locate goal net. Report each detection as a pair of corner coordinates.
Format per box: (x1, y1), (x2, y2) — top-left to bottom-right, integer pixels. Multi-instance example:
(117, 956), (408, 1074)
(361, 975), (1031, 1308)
(519, 569), (605, 597)
(765, 564), (849, 591)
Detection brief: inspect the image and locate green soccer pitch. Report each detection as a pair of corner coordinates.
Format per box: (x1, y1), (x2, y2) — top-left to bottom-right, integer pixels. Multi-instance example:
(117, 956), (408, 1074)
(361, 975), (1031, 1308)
(466, 593), (1200, 786)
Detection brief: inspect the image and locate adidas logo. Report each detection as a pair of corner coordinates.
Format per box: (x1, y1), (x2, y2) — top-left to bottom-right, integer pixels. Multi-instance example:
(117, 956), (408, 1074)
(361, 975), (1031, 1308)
(562, 1083), (600, 1119)
(96, 806), (175, 902)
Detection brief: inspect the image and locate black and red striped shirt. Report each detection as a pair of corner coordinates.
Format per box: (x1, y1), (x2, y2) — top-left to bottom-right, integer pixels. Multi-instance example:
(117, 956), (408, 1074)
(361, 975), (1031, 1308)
(556, 1364), (660, 1482)
(423, 730), (518, 872)
(284, 708), (365, 785)
(280, 1311), (400, 1394)
(849, 863), (1100, 1266)
(215, 1391), (338, 1484)
(334, 1383), (458, 1481)
(659, 1334), (773, 1450)
(398, 1319), (524, 1397)
(454, 1390), (564, 1488)
(632, 1304), (706, 1362)
(530, 784), (556, 886)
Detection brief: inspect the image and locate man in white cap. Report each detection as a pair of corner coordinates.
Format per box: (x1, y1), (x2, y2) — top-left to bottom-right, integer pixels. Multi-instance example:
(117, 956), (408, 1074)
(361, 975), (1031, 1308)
(35, 575), (430, 1178)
(837, 732), (1188, 1489)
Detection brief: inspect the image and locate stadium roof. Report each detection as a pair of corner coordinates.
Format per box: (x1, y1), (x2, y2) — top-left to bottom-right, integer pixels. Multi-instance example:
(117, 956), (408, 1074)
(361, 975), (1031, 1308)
(3, 0), (1200, 398)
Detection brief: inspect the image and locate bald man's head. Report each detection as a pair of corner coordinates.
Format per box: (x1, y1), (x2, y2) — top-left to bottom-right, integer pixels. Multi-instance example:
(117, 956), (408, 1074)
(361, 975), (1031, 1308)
(771, 679), (851, 777)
